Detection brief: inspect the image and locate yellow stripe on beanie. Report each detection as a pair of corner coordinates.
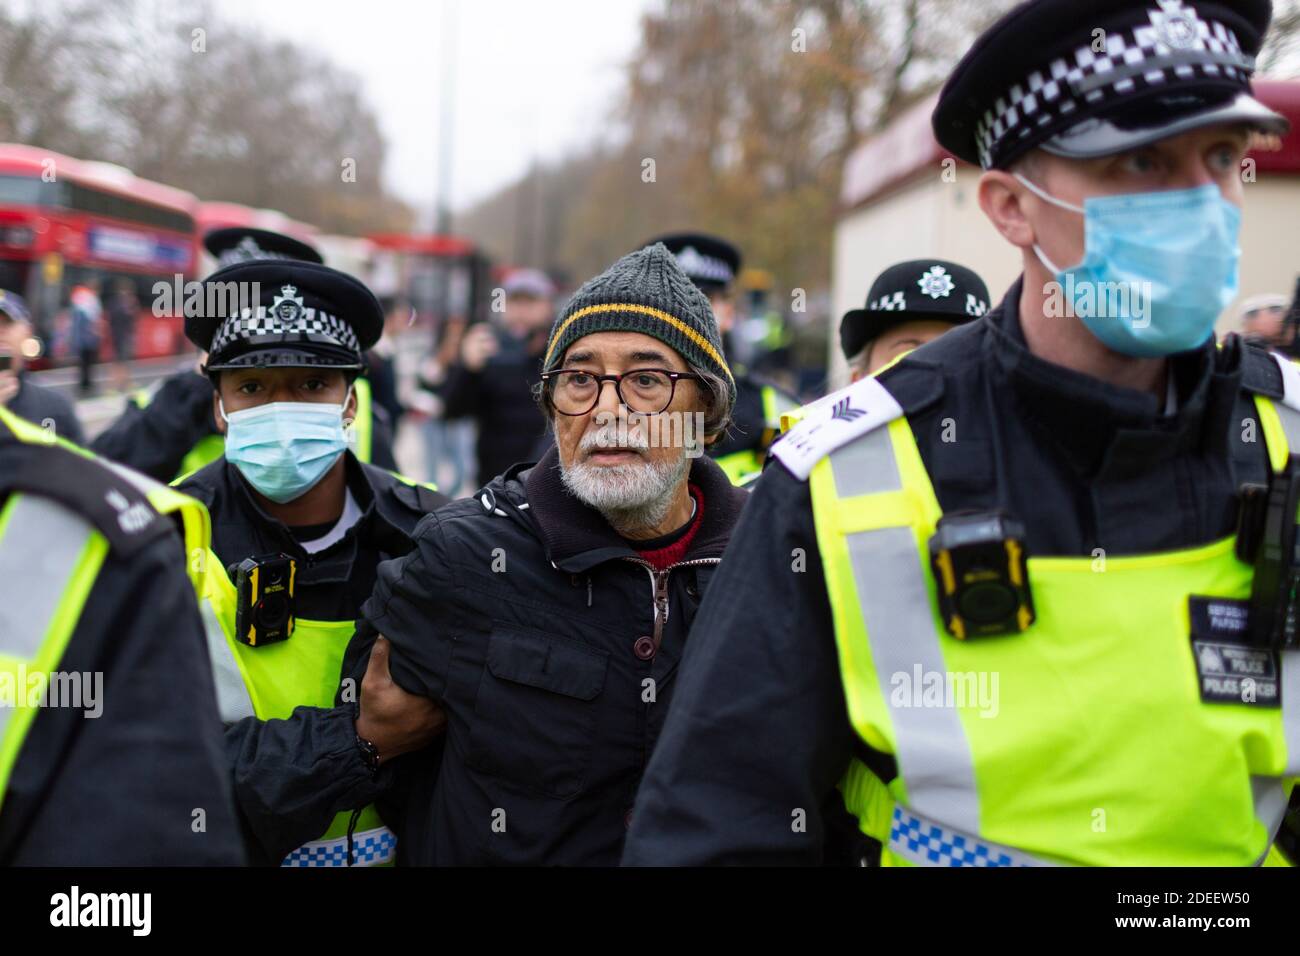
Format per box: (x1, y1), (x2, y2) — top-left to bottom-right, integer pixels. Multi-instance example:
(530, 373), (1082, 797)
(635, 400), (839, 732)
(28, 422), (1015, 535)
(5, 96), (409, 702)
(545, 302), (734, 385)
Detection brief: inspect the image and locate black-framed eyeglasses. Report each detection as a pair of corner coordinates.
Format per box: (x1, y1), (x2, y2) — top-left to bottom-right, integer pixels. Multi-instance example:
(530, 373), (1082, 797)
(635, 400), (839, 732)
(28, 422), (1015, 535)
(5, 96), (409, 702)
(540, 367), (701, 415)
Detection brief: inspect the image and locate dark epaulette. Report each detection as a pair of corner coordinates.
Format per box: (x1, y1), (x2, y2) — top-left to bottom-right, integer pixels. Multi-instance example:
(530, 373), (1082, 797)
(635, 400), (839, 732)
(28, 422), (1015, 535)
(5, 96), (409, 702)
(1237, 338), (1285, 400)
(0, 434), (172, 559)
(362, 461), (449, 523)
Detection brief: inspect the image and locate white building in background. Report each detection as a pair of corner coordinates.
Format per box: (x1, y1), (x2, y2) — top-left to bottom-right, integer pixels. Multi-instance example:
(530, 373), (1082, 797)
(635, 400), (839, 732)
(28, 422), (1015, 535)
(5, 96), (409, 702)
(830, 80), (1300, 388)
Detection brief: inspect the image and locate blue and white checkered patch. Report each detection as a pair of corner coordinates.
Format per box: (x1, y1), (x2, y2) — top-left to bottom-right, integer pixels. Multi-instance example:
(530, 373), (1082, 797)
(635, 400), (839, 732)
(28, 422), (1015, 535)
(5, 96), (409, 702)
(281, 826), (397, 868)
(888, 806), (1036, 867)
(209, 306), (361, 356)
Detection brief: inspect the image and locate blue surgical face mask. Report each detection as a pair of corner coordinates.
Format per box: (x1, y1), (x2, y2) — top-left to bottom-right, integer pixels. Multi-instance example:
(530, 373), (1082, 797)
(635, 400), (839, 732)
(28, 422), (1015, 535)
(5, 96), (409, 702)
(1015, 173), (1241, 358)
(219, 388), (352, 504)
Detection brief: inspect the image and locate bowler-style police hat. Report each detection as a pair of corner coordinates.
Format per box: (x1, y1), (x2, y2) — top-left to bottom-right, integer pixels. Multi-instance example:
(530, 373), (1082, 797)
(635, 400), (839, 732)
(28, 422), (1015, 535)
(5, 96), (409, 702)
(840, 260), (990, 360)
(187, 260), (383, 373)
(933, 0), (1289, 170)
(647, 232), (742, 294)
(202, 227), (323, 269)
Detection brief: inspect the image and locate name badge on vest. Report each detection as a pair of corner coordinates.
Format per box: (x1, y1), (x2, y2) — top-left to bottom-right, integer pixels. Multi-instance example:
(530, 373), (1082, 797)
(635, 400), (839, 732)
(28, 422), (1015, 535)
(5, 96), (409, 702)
(1187, 597), (1280, 708)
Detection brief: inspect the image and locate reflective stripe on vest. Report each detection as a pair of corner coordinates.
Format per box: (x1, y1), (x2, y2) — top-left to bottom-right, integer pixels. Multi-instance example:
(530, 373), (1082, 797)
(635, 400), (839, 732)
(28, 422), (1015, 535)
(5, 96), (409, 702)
(0, 494), (107, 810)
(197, 549), (393, 866)
(811, 377), (1299, 866)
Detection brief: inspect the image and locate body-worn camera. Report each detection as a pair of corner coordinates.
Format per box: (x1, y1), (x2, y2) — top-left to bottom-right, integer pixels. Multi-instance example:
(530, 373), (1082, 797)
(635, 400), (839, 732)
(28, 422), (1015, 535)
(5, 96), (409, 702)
(229, 553), (296, 647)
(929, 511), (1034, 640)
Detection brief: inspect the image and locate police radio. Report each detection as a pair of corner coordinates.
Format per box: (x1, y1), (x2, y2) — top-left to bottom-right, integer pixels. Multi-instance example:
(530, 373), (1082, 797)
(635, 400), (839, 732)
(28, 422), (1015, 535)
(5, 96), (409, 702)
(228, 554), (296, 647)
(929, 511), (1034, 640)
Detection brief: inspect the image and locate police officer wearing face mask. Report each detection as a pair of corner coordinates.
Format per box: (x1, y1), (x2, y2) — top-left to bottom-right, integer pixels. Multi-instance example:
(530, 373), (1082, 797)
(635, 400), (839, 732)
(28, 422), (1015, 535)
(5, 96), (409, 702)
(178, 259), (448, 866)
(625, 0), (1300, 866)
(90, 227), (400, 482)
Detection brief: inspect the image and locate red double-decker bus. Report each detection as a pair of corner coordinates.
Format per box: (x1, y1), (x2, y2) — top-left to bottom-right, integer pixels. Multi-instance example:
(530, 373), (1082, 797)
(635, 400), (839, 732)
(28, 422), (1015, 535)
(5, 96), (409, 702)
(0, 144), (199, 365)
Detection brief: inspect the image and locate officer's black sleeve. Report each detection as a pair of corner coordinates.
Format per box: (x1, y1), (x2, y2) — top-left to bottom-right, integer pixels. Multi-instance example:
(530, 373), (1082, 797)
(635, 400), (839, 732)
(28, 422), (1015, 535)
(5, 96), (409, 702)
(222, 702), (395, 865)
(357, 510), (458, 700)
(0, 533), (245, 865)
(90, 371), (215, 482)
(622, 462), (855, 865)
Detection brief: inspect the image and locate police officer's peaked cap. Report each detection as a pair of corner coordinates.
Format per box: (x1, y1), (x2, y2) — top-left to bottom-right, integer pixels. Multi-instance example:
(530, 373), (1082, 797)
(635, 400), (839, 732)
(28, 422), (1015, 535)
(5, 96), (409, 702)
(188, 260), (383, 373)
(646, 232), (742, 293)
(840, 260), (990, 360)
(202, 226), (323, 269)
(933, 0), (1288, 170)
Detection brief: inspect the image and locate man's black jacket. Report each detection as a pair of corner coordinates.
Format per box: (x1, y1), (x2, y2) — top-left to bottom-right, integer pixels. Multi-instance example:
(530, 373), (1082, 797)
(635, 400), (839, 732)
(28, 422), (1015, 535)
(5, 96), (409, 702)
(622, 277), (1291, 865)
(350, 445), (749, 864)
(176, 453), (446, 864)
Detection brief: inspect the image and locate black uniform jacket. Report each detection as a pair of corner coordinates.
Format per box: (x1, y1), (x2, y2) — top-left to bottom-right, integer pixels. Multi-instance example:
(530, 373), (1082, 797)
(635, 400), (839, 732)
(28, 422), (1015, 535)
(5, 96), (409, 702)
(0, 432), (244, 864)
(176, 452), (446, 864)
(6, 373), (84, 446)
(708, 373), (795, 463)
(621, 277), (1290, 866)
(92, 369), (399, 483)
(349, 445), (749, 864)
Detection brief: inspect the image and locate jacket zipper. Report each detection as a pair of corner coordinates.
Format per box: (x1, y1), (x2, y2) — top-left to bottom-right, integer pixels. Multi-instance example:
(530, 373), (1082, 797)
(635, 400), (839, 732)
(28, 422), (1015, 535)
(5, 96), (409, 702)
(620, 556), (721, 657)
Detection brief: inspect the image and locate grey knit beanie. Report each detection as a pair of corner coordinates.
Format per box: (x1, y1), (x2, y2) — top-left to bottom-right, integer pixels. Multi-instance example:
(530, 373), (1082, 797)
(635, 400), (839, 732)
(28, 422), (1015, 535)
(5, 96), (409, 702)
(542, 242), (735, 404)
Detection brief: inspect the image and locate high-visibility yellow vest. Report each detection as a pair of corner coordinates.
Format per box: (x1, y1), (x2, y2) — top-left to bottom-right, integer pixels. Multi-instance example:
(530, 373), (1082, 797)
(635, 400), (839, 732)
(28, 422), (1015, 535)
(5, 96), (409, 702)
(198, 555), (395, 866)
(779, 364), (1300, 867)
(0, 406), (209, 807)
(714, 383), (798, 486)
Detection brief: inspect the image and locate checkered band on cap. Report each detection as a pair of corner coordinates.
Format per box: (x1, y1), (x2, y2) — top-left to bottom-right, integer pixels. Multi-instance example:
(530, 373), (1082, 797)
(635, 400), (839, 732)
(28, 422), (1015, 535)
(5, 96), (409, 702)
(975, 3), (1254, 168)
(208, 302), (361, 356)
(869, 291), (907, 312)
(673, 246), (735, 284)
(216, 238), (304, 268)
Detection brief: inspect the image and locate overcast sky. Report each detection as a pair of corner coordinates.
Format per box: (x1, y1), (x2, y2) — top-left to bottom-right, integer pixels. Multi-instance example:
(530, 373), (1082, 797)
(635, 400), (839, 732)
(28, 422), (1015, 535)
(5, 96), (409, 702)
(214, 0), (649, 224)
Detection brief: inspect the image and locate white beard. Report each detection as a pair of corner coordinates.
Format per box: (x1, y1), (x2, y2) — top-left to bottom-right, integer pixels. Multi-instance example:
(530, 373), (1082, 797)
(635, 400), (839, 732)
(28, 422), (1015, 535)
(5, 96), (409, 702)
(560, 428), (690, 535)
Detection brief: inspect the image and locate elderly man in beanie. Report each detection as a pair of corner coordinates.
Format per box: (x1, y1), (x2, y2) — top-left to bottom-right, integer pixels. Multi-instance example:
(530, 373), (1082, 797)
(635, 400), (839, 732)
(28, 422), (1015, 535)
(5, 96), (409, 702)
(346, 243), (749, 864)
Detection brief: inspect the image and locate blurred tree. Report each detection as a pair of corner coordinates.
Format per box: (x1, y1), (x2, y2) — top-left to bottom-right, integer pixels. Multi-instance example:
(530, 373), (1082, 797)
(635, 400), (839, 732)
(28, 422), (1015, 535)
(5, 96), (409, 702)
(462, 0), (1014, 303)
(0, 0), (123, 155)
(0, 0), (411, 234)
